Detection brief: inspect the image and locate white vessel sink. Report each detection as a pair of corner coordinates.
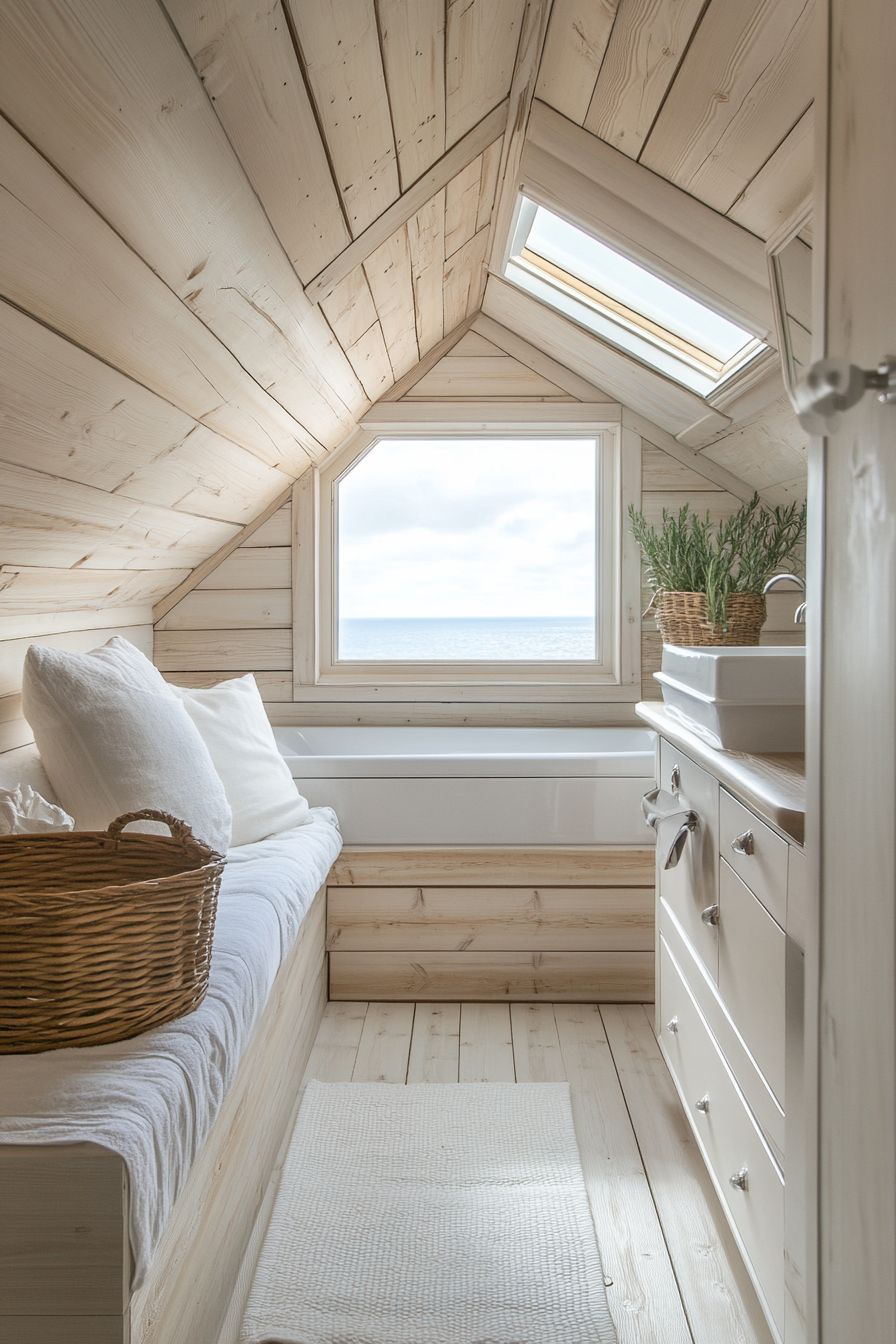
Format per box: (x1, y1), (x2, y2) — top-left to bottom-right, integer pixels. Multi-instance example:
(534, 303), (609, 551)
(654, 646), (805, 752)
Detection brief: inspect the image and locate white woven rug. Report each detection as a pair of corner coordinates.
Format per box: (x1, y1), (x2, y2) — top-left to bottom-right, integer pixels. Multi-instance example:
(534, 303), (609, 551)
(239, 1079), (617, 1344)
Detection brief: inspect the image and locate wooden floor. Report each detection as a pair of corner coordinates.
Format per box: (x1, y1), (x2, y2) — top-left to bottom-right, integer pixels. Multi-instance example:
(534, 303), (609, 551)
(229, 1001), (776, 1344)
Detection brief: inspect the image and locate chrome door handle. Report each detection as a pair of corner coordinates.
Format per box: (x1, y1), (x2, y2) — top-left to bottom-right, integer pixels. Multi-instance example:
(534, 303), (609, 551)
(666, 1017), (679, 1034)
(732, 830), (754, 856)
(701, 904), (720, 926)
(670, 764), (681, 794)
(695, 1095), (710, 1113)
(729, 1167), (749, 1191)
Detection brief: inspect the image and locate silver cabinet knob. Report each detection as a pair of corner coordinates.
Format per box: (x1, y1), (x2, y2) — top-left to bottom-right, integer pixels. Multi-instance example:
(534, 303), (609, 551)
(670, 764), (682, 794)
(666, 1016), (679, 1034)
(695, 1095), (710, 1113)
(701, 904), (720, 926)
(732, 830), (754, 856)
(729, 1167), (749, 1191)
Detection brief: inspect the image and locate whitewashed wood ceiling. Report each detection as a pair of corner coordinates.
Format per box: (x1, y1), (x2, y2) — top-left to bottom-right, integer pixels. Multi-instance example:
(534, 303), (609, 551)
(0, 0), (812, 623)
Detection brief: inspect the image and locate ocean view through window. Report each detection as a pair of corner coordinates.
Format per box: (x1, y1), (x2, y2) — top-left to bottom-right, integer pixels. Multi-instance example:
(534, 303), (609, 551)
(335, 437), (598, 662)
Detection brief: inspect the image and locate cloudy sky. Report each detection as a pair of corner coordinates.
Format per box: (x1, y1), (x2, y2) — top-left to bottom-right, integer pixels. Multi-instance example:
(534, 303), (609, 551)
(337, 437), (597, 619)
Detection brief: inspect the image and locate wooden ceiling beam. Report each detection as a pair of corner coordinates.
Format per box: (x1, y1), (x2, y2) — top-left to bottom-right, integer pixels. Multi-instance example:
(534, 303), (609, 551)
(305, 100), (509, 306)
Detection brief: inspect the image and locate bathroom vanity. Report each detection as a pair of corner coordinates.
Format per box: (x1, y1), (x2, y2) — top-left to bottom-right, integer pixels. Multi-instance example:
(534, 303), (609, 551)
(636, 702), (808, 1344)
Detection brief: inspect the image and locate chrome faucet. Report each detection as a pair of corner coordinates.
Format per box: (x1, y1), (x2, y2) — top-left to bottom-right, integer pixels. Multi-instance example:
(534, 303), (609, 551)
(763, 573), (806, 624)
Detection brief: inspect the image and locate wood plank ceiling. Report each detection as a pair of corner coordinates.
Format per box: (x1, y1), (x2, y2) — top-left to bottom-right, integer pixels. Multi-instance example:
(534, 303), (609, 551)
(0, 0), (812, 634)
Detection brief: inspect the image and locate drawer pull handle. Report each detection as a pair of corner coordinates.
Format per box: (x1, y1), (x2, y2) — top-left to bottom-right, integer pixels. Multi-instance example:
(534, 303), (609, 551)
(695, 1095), (710, 1113)
(670, 764), (682, 794)
(729, 1167), (749, 1191)
(732, 830), (755, 856)
(701, 903), (721, 926)
(666, 1016), (679, 1034)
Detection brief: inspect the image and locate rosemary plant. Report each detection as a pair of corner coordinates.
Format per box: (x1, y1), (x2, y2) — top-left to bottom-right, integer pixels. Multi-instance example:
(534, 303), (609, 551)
(629, 494), (807, 629)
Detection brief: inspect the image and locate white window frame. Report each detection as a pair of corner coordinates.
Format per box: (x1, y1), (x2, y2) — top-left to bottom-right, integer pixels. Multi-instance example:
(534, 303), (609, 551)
(293, 409), (642, 702)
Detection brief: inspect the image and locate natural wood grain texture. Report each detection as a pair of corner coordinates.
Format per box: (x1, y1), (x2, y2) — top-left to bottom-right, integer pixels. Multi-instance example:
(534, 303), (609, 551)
(642, 0), (813, 211)
(728, 106), (814, 241)
(153, 629), (292, 672)
(404, 353), (570, 400)
(601, 1004), (776, 1344)
(509, 1002), (567, 1081)
(445, 0), (526, 145)
(0, 1143), (127, 1316)
(535, 0), (618, 126)
(291, 467), (316, 692)
(268, 701), (643, 726)
(458, 1002), (516, 1081)
(304, 100), (507, 306)
(0, 567), (188, 616)
(163, 0), (349, 283)
(329, 847), (655, 888)
(160, 670), (292, 700)
(0, 608), (153, 647)
(195, 547), (291, 590)
(291, 0), (398, 235)
(642, 443), (719, 491)
(340, 321), (394, 402)
(621, 407), (759, 503)
(319, 265), (381, 350)
(0, 694), (33, 755)
(406, 1003), (461, 1082)
(0, 0), (363, 442)
(363, 225), (420, 381)
(442, 226), (490, 332)
(378, 0), (446, 189)
(553, 1003), (694, 1344)
(376, 312), (477, 400)
(326, 886), (654, 951)
(328, 950), (655, 1001)
(0, 119), (316, 474)
(444, 156), (484, 257)
(154, 588), (291, 632)
(241, 506), (291, 549)
(301, 1001), (369, 1084)
(129, 890), (328, 1344)
(476, 136), (503, 230)
(640, 490), (742, 527)
(406, 189), (446, 356)
(698, 397), (808, 491)
(0, 302), (293, 524)
(470, 314), (615, 401)
(350, 1001), (415, 1082)
(1, 462), (238, 572)
(584, 0), (707, 159)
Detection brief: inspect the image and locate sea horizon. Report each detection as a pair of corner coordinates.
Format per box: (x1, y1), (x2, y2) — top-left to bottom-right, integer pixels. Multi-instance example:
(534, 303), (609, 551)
(338, 614), (595, 661)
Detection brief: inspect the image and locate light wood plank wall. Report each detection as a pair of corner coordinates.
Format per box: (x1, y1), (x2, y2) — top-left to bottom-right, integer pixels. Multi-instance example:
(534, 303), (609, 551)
(155, 319), (804, 721)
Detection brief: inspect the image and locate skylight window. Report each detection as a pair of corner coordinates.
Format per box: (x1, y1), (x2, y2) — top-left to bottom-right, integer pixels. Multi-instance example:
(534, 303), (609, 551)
(505, 200), (765, 396)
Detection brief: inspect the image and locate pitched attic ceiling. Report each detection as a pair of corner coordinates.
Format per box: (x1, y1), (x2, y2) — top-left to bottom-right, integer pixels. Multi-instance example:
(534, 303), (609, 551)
(0, 0), (811, 623)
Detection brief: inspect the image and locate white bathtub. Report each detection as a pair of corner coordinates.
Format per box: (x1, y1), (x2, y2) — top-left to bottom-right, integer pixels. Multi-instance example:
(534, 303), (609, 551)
(275, 726), (657, 846)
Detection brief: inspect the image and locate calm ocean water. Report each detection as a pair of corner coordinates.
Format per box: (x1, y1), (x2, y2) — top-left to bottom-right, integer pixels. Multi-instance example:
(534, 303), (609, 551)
(338, 616), (595, 661)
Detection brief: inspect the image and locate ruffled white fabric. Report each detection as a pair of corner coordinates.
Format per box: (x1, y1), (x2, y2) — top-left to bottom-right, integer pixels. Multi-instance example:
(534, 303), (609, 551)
(0, 808), (342, 1288)
(0, 783), (73, 834)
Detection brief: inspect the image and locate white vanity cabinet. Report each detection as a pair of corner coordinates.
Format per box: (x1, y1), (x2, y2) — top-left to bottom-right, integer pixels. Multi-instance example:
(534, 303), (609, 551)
(645, 713), (807, 1344)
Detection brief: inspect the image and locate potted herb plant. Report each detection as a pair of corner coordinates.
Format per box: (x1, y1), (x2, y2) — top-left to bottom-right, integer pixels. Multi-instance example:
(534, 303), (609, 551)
(628, 493), (807, 646)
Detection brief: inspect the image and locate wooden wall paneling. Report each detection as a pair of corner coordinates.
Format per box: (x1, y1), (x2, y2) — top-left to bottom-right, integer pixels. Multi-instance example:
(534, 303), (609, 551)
(153, 630), (292, 673)
(350, 1002), (415, 1083)
(162, 0), (350, 284)
(377, 0), (446, 190)
(534, 0), (618, 127)
(639, 490), (742, 527)
(0, 568), (189, 616)
(195, 547), (291, 591)
(1, 462), (239, 571)
(620, 406), (759, 501)
(476, 138), (504, 230)
(641, 443), (720, 492)
(292, 468), (317, 692)
(377, 314), (478, 401)
(329, 847), (654, 888)
(338, 322), (393, 404)
(241, 506), (291, 549)
(161, 671), (293, 701)
(406, 190), (446, 356)
(404, 354), (571, 400)
(442, 227), (490, 332)
(268, 701), (643, 727)
(363, 226), (420, 381)
(364, 401), (623, 428)
(0, 303), (293, 524)
(406, 1003), (461, 1084)
(289, 0), (399, 236)
(470, 314), (616, 401)
(641, 0), (814, 214)
(0, 624), (153, 700)
(303, 100), (507, 306)
(444, 156), (484, 257)
(154, 590), (291, 632)
(697, 399), (808, 492)
(445, 0), (527, 145)
(728, 106), (814, 241)
(0, 0), (365, 444)
(319, 265), (392, 402)
(583, 0), (707, 159)
(0, 607), (154, 647)
(0, 119), (318, 475)
(0, 693), (33, 755)
(458, 1003), (515, 1081)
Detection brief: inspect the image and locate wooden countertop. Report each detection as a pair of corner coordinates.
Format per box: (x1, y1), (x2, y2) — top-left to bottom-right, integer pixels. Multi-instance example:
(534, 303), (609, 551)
(636, 701), (806, 845)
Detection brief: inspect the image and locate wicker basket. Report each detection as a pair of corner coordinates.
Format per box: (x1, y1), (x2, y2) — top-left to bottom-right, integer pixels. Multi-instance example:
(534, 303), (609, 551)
(0, 809), (225, 1054)
(651, 590), (767, 647)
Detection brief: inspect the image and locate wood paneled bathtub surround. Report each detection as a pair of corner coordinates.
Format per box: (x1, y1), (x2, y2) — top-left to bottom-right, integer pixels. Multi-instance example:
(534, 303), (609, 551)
(327, 847), (655, 1002)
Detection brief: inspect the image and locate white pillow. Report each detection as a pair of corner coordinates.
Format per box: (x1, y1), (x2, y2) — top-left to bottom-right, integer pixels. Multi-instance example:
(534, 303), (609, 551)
(22, 637), (232, 854)
(170, 675), (310, 847)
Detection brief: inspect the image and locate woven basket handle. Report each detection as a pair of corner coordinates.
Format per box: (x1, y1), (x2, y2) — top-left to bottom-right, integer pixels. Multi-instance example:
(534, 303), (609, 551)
(107, 810), (194, 843)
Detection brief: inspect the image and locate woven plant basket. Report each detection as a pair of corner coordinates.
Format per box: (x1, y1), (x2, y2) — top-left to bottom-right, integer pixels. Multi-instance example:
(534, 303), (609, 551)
(650, 590), (767, 647)
(0, 809), (224, 1054)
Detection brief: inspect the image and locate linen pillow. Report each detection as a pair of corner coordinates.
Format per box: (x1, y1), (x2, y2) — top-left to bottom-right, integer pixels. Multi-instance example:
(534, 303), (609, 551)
(169, 674), (310, 847)
(22, 637), (232, 854)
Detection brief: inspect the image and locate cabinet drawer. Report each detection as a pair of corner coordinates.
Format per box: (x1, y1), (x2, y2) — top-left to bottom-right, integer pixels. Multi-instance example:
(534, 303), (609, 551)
(719, 860), (786, 1106)
(659, 937), (785, 1336)
(659, 741), (720, 980)
(719, 790), (789, 926)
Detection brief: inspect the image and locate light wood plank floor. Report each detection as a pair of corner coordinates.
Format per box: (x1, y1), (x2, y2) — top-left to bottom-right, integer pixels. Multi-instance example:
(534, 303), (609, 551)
(233, 1002), (776, 1344)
